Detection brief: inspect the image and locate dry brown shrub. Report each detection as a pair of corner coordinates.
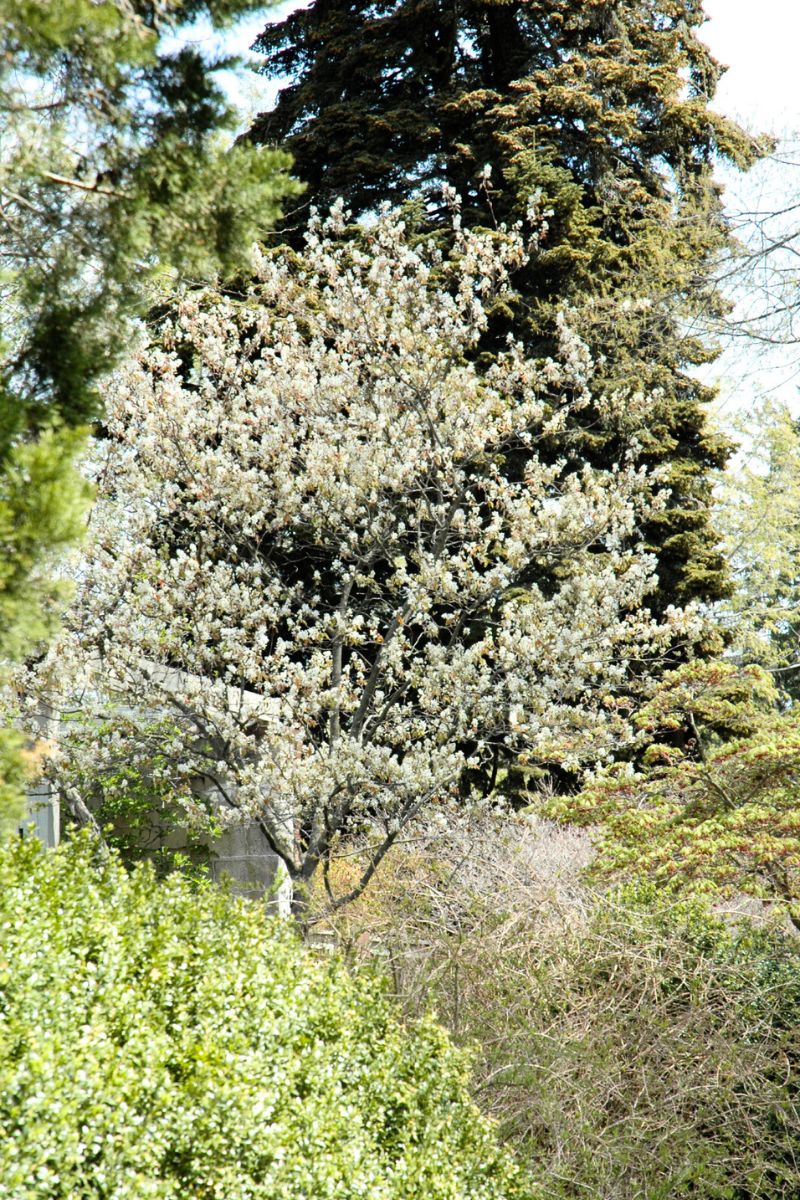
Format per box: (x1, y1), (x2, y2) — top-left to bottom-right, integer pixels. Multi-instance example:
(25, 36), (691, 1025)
(315, 810), (800, 1199)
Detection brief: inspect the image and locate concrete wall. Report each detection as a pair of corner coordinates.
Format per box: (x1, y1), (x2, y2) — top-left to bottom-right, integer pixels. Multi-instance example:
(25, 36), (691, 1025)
(20, 784), (60, 848)
(211, 820), (292, 916)
(23, 778), (291, 916)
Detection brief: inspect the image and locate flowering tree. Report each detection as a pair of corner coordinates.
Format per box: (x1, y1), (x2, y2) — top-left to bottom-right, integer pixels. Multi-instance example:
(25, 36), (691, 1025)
(29, 206), (696, 917)
(0, 0), (295, 831)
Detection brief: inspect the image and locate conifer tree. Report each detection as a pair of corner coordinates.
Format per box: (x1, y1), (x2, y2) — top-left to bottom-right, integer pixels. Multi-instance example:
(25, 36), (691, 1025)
(0, 0), (296, 829)
(1, 0), (297, 430)
(248, 0), (763, 618)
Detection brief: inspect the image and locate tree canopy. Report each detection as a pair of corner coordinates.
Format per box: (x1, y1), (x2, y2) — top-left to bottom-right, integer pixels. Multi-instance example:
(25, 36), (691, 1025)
(1, 0), (298, 427)
(3, 7), (800, 1197)
(25, 205), (696, 915)
(547, 661), (800, 930)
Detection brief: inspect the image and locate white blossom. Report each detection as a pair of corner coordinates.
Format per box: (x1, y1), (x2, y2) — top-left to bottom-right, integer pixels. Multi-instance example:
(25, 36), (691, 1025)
(24, 205), (701, 914)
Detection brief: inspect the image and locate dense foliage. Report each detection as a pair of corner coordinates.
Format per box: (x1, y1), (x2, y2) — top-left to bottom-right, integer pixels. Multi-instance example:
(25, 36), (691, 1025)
(0, 834), (528, 1200)
(715, 400), (800, 693)
(1, 0), (297, 426)
(4, 5), (800, 1196)
(545, 662), (800, 929)
(248, 0), (763, 617)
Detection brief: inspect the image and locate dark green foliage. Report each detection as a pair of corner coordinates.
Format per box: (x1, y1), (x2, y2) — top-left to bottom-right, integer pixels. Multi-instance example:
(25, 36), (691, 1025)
(248, 0), (764, 616)
(0, 834), (528, 1199)
(1, 0), (299, 429)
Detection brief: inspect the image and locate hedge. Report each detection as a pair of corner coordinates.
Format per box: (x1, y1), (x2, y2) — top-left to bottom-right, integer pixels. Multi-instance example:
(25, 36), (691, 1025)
(0, 834), (528, 1200)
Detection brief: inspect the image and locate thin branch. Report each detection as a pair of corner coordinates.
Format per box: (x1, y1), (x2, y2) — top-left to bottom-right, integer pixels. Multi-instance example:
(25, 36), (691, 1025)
(40, 171), (121, 197)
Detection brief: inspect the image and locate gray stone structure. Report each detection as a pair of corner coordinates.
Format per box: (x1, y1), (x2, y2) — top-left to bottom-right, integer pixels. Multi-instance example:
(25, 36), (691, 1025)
(210, 820), (286, 902)
(21, 672), (293, 917)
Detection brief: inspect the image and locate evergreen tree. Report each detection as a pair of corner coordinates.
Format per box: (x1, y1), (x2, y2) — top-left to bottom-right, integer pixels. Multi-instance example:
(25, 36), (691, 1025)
(248, 0), (764, 618)
(549, 661), (800, 931)
(1, 0), (298, 429)
(0, 0), (297, 829)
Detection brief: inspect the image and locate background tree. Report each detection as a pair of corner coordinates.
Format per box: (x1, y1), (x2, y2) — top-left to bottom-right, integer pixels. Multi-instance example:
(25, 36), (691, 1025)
(0, 0), (298, 826)
(714, 137), (800, 372)
(28, 208), (695, 918)
(247, 0), (764, 619)
(715, 399), (800, 695)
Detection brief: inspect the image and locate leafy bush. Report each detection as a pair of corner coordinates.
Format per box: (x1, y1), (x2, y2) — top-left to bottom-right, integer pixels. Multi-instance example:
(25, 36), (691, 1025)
(320, 813), (800, 1199)
(0, 834), (528, 1200)
(543, 663), (800, 930)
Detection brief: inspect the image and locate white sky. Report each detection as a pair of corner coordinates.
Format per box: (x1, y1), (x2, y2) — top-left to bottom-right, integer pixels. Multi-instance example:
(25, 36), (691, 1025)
(696, 1), (800, 420)
(703, 0), (800, 136)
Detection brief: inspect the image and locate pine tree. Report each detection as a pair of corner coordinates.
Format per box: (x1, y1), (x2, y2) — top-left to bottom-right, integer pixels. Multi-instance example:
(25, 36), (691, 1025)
(248, 0), (764, 617)
(0, 0), (297, 830)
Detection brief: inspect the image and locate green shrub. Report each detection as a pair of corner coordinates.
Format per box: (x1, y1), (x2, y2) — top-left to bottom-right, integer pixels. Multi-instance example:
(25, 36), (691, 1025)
(0, 834), (528, 1200)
